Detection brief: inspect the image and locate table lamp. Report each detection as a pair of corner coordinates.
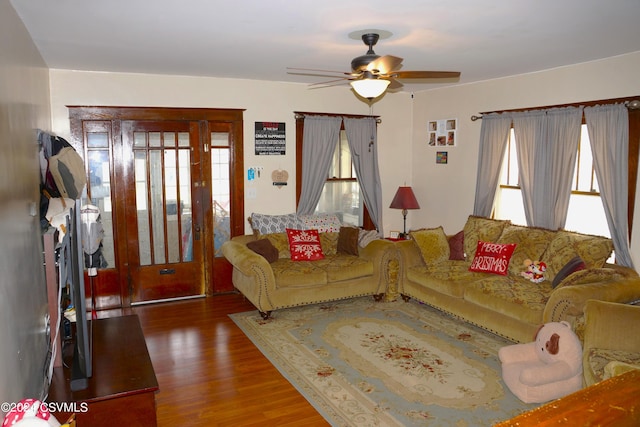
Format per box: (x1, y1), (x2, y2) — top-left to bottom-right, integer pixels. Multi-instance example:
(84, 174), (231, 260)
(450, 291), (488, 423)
(389, 186), (420, 238)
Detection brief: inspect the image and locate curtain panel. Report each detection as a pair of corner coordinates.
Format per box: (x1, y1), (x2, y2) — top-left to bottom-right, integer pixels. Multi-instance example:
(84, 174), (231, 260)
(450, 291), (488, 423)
(343, 117), (383, 233)
(472, 113), (513, 217)
(585, 104), (634, 268)
(296, 116), (342, 215)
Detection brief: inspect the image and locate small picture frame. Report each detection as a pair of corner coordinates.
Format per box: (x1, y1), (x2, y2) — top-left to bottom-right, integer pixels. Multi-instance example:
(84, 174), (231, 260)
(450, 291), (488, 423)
(436, 151), (448, 164)
(389, 231), (400, 239)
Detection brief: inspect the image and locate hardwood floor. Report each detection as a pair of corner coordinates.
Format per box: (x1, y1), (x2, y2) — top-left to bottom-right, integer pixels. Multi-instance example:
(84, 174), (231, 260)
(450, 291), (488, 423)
(127, 293), (329, 426)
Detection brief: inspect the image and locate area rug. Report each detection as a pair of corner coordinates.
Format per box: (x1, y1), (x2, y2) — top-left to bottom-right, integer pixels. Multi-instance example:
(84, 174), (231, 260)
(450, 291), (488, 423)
(230, 297), (538, 426)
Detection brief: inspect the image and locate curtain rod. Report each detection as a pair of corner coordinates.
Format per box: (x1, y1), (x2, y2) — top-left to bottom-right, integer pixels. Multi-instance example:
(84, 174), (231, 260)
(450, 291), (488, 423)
(294, 111), (381, 123)
(470, 97), (640, 121)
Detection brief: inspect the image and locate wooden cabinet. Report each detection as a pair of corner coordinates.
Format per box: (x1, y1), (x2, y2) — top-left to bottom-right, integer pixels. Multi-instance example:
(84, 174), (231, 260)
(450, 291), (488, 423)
(47, 315), (159, 426)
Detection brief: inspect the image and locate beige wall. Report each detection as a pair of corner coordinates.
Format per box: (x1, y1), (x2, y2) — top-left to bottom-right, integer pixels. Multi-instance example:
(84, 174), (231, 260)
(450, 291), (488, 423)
(1, 0), (52, 409)
(48, 52), (640, 268)
(49, 71), (412, 235)
(411, 51), (640, 267)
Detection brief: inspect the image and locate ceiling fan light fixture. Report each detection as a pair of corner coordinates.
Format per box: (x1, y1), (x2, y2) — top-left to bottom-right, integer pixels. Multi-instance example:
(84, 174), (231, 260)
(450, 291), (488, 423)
(350, 78), (390, 99)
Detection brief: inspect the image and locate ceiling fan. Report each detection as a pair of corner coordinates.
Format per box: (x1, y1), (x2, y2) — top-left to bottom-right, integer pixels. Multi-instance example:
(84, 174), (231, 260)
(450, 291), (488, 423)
(287, 32), (461, 100)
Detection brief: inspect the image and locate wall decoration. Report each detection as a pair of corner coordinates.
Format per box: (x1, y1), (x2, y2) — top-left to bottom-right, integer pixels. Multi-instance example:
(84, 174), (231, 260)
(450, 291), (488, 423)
(428, 118), (457, 147)
(436, 151), (448, 164)
(255, 122), (286, 155)
(271, 169), (289, 188)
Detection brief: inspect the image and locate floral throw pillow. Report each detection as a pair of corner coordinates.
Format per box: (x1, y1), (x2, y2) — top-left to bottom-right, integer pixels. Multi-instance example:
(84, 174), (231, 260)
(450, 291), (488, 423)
(286, 228), (325, 261)
(469, 240), (517, 276)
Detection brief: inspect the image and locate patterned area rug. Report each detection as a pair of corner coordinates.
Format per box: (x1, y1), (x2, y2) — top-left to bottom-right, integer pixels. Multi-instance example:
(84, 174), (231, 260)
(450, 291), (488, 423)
(230, 297), (538, 426)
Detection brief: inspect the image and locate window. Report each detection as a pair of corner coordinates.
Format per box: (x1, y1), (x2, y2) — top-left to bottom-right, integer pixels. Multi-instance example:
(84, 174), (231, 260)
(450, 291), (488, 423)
(295, 113), (376, 230)
(315, 130), (363, 226)
(495, 125), (610, 238)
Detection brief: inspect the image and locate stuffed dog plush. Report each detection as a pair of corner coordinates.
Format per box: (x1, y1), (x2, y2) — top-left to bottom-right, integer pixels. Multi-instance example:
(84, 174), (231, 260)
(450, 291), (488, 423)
(498, 321), (583, 403)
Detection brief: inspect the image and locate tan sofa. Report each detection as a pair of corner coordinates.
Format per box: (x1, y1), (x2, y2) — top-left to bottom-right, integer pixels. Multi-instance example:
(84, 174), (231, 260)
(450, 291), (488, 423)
(396, 215), (640, 344)
(222, 231), (396, 319)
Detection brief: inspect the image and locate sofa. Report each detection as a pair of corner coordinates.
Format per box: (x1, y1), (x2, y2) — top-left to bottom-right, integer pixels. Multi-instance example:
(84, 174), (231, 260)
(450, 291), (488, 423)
(396, 215), (640, 344)
(582, 299), (640, 386)
(221, 213), (397, 319)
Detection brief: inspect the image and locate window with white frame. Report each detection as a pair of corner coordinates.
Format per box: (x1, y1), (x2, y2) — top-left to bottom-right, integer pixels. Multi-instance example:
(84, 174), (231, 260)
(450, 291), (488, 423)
(494, 125), (610, 239)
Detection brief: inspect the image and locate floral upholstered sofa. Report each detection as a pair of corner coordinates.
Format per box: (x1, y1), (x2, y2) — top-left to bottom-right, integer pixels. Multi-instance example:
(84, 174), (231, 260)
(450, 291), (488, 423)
(221, 213), (396, 319)
(396, 215), (640, 343)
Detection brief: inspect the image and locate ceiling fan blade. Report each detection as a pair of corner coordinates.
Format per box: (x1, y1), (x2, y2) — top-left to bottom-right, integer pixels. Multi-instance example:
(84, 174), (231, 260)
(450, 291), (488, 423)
(387, 78), (403, 90)
(309, 77), (353, 87)
(287, 67), (353, 76)
(308, 80), (354, 90)
(390, 70), (461, 79)
(366, 55), (403, 75)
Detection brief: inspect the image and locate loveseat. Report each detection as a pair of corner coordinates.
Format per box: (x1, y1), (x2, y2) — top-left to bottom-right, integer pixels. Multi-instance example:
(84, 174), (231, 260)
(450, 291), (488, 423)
(396, 215), (640, 344)
(221, 213), (396, 319)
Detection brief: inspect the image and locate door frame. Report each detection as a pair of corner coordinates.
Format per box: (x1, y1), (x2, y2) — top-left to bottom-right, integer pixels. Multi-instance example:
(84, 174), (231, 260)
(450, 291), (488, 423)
(69, 106), (245, 307)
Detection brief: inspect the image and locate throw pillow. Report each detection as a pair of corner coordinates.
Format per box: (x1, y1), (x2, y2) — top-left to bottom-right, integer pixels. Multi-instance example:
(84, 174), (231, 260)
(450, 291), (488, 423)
(246, 238), (279, 263)
(469, 240), (517, 276)
(299, 213), (343, 233)
(463, 215), (511, 260)
(286, 228), (325, 261)
(337, 226), (359, 255)
(552, 256), (587, 288)
(410, 226), (450, 265)
(448, 230), (465, 260)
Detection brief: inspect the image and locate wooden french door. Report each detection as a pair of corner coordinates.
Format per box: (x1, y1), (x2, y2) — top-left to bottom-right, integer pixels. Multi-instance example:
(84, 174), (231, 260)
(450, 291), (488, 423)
(69, 106), (244, 308)
(122, 120), (204, 303)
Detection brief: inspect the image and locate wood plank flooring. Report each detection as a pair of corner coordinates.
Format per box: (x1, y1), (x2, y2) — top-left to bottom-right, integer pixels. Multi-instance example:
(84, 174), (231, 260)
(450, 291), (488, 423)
(125, 293), (329, 426)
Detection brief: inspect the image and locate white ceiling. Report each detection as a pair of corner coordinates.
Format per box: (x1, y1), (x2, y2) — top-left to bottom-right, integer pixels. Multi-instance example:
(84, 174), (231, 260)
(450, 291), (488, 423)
(10, 0), (640, 94)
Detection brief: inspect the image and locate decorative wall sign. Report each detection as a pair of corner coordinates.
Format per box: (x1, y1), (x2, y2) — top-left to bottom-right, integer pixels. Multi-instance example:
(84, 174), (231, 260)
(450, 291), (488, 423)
(271, 169), (289, 188)
(255, 122), (286, 155)
(428, 118), (457, 147)
(436, 151), (448, 164)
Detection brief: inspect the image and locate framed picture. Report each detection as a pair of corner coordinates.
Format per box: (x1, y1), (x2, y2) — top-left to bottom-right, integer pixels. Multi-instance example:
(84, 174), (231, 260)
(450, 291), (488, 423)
(389, 231), (400, 239)
(428, 118), (457, 146)
(436, 151), (448, 164)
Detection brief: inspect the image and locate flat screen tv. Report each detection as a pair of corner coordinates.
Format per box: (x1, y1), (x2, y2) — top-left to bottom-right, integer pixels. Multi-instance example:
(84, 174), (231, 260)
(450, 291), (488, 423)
(59, 200), (92, 391)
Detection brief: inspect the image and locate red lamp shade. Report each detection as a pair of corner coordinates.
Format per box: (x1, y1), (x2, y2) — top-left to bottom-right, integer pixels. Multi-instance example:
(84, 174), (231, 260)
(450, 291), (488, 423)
(389, 186), (420, 210)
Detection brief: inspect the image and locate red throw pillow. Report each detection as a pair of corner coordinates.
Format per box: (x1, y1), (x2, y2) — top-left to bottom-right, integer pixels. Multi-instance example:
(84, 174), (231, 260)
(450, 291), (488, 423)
(469, 240), (517, 275)
(286, 228), (325, 261)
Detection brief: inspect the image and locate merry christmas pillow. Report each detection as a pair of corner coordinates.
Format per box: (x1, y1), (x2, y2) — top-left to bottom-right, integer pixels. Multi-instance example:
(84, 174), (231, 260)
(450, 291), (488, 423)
(469, 240), (517, 275)
(286, 228), (325, 261)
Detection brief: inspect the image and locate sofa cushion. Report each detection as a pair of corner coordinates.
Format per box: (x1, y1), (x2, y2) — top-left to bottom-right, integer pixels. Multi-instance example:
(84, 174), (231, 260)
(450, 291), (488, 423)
(448, 230), (465, 260)
(270, 255), (373, 288)
(469, 241), (517, 275)
(312, 255), (373, 282)
(406, 261), (481, 298)
(320, 232), (339, 256)
(286, 228), (325, 261)
(496, 225), (556, 275)
(337, 226), (359, 255)
(265, 232), (291, 259)
(463, 215), (510, 260)
(251, 213), (305, 235)
(410, 226), (450, 265)
(271, 259), (327, 287)
(246, 238), (278, 263)
(542, 231), (613, 281)
(464, 276), (551, 325)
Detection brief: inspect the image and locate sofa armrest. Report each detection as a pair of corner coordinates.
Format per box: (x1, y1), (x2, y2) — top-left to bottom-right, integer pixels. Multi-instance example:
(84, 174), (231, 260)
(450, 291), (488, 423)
(395, 239), (423, 268)
(221, 239), (277, 306)
(583, 299), (640, 354)
(543, 274), (640, 326)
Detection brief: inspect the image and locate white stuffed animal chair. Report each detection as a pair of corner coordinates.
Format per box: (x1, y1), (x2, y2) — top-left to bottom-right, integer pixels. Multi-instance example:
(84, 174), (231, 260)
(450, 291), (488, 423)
(498, 321), (583, 403)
